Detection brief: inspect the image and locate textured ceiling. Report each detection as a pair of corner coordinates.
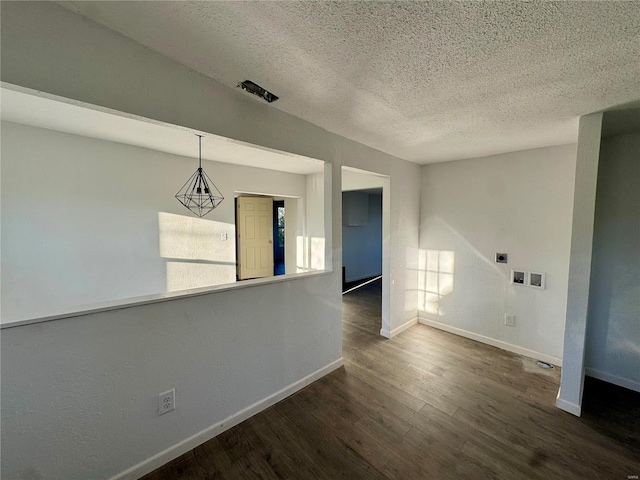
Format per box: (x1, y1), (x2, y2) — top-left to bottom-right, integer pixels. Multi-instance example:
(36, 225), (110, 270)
(59, 1), (640, 164)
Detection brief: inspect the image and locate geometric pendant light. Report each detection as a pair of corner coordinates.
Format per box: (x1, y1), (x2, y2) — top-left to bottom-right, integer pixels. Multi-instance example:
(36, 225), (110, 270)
(175, 134), (224, 217)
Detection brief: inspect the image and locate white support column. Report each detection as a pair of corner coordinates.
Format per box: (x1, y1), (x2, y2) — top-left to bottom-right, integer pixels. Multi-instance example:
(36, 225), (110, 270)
(556, 112), (603, 416)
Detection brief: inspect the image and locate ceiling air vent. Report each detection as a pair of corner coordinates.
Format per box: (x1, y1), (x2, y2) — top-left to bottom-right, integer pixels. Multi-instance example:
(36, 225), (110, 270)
(237, 80), (279, 103)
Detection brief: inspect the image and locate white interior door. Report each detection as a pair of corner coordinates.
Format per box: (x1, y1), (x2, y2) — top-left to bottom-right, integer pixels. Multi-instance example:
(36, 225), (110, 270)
(237, 196), (274, 280)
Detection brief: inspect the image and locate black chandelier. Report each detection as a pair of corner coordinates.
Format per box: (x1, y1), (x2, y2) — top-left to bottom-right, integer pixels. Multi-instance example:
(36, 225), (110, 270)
(175, 134), (224, 217)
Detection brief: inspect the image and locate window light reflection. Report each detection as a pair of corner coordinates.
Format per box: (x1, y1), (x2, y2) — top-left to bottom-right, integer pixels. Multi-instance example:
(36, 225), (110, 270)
(418, 250), (455, 316)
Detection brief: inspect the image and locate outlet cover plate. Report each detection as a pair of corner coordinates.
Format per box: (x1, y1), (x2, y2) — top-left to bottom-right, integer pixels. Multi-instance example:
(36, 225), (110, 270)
(504, 314), (515, 327)
(158, 389), (175, 415)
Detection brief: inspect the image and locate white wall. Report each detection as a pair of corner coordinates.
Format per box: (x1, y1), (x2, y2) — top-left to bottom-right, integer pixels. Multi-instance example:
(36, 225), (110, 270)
(1, 272), (340, 480)
(0, 3), (420, 479)
(1, 121), (307, 323)
(342, 192), (383, 282)
(585, 132), (640, 392)
(419, 145), (577, 363)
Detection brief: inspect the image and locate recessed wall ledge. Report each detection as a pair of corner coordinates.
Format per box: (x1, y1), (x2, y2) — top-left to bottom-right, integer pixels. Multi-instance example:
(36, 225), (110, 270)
(0, 270), (332, 330)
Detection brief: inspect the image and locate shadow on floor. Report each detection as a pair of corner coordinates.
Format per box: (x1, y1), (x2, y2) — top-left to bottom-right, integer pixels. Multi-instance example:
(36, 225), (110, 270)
(582, 376), (640, 456)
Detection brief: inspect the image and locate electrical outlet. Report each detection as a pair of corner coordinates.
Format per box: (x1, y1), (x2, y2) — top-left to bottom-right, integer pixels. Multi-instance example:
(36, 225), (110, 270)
(220, 232), (228, 241)
(504, 314), (515, 327)
(158, 389), (175, 415)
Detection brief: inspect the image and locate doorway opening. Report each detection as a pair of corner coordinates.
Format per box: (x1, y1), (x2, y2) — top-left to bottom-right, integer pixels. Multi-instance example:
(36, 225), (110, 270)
(273, 200), (285, 276)
(341, 167), (390, 337)
(235, 195), (274, 280)
(234, 193), (313, 281)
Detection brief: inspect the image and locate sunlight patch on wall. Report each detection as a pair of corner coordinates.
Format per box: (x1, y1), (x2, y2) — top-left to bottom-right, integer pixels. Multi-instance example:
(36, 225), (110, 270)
(158, 212), (234, 263)
(404, 247), (419, 312)
(418, 249), (455, 316)
(295, 235), (325, 272)
(159, 212), (236, 292)
(296, 236), (306, 271)
(311, 237), (325, 271)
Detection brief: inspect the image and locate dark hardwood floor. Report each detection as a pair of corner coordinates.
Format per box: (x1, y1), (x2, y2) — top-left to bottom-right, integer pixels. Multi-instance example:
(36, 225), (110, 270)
(142, 280), (640, 479)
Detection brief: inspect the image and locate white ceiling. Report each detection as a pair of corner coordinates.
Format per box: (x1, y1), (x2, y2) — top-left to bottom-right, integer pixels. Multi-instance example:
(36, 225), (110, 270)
(0, 86), (325, 175)
(58, 1), (640, 164)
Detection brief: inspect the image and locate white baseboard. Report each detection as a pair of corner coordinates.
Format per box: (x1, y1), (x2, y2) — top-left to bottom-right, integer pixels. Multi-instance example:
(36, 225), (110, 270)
(109, 357), (344, 480)
(380, 317), (418, 338)
(345, 273), (382, 283)
(417, 315), (563, 367)
(585, 367), (640, 393)
(555, 396), (582, 417)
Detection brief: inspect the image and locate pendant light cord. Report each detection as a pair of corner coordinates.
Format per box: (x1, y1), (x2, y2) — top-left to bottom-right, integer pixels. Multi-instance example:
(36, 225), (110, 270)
(197, 134), (203, 191)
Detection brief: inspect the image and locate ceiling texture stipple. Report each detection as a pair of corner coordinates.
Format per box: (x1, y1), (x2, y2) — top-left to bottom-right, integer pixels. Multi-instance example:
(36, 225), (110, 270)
(58, 1), (640, 164)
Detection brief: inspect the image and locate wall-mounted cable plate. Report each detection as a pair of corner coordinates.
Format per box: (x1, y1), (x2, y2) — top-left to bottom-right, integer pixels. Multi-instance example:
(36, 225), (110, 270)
(510, 269), (526, 285)
(528, 272), (546, 289)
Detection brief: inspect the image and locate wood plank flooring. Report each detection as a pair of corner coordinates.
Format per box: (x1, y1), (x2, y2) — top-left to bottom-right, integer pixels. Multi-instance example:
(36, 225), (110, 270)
(141, 280), (640, 479)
